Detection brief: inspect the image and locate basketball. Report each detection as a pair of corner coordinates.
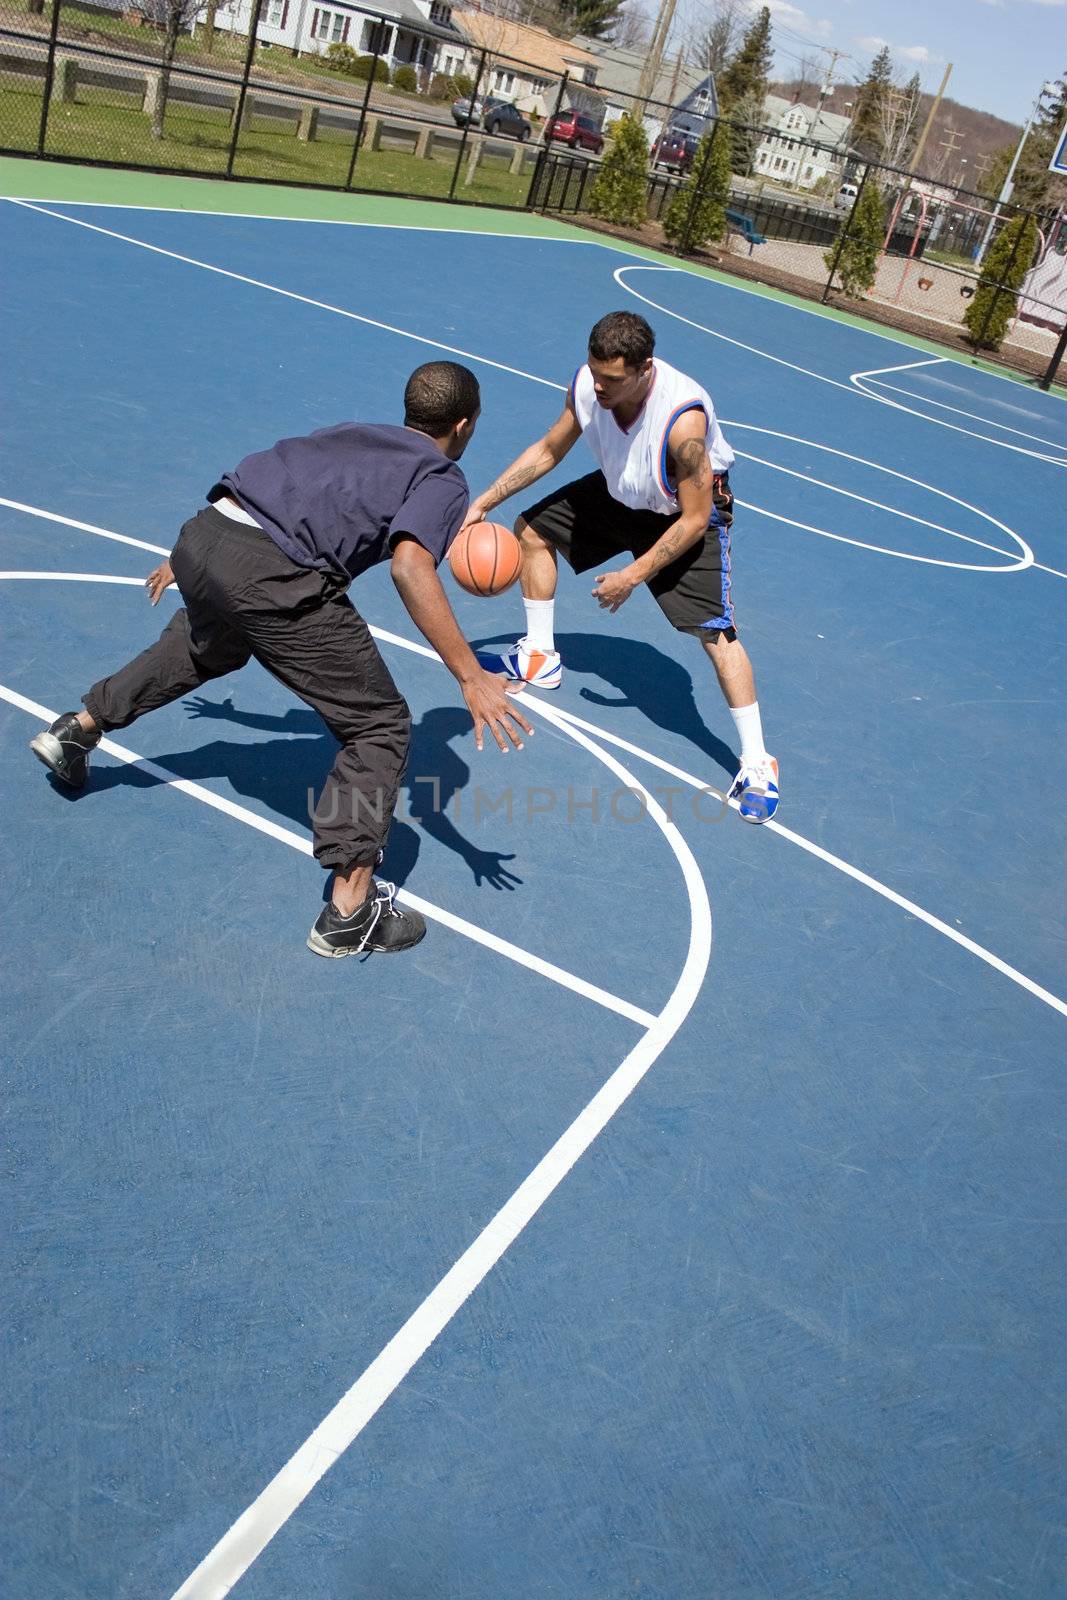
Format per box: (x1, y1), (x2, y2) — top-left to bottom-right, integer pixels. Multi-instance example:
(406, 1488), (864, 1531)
(448, 521), (522, 597)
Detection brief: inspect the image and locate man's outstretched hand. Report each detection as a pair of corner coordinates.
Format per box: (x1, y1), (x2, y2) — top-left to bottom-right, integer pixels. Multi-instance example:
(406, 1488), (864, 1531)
(592, 568), (637, 613)
(146, 560), (175, 606)
(462, 669), (534, 753)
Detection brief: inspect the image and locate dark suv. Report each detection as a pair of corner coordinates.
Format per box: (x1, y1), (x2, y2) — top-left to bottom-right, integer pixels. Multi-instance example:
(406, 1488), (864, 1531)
(543, 109), (604, 154)
(451, 96), (532, 140)
(651, 129), (699, 173)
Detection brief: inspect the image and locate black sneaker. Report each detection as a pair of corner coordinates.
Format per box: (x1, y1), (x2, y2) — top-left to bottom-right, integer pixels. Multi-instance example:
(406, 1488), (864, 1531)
(30, 712), (100, 788)
(307, 880), (427, 958)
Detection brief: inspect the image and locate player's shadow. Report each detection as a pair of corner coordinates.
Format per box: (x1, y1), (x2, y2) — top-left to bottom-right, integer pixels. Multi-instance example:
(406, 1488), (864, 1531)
(82, 700), (521, 892)
(475, 629), (737, 780)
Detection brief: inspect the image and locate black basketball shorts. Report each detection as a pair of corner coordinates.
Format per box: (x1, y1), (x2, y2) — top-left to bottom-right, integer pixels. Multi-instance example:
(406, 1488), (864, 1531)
(520, 470), (737, 636)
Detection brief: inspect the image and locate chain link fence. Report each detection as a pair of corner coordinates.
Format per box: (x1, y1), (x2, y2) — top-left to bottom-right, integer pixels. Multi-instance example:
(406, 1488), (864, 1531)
(0, 0), (578, 196)
(2, 0), (1064, 388)
(532, 102), (1066, 390)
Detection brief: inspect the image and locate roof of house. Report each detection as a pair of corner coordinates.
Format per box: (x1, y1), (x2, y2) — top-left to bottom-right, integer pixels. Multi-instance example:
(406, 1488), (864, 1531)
(452, 12), (598, 77)
(761, 95), (852, 146)
(387, 0), (466, 42)
(571, 35), (710, 112)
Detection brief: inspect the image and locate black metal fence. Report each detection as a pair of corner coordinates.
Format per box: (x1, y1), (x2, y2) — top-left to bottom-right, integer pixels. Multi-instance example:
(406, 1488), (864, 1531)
(2, 0), (1063, 388)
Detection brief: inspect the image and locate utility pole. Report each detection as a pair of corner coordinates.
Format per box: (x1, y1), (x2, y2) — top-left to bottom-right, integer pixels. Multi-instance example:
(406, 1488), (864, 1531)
(935, 125), (963, 181)
(636, 0), (678, 110)
(909, 60), (952, 177)
(815, 46), (847, 120)
(974, 78), (1057, 265)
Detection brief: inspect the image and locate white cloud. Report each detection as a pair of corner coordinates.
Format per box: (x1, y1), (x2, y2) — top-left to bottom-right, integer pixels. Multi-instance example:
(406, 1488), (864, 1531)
(748, 0), (833, 37)
(856, 34), (941, 65)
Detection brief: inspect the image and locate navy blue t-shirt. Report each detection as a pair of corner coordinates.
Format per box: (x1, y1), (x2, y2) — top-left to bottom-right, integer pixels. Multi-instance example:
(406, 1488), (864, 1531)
(212, 423), (469, 580)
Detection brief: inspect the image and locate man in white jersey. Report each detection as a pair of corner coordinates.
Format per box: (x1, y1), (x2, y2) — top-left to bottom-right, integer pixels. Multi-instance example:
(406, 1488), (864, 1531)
(469, 311), (779, 822)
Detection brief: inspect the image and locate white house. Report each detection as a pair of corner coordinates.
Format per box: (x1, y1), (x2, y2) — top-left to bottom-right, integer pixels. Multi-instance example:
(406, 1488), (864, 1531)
(201, 0), (467, 83)
(752, 96), (852, 189)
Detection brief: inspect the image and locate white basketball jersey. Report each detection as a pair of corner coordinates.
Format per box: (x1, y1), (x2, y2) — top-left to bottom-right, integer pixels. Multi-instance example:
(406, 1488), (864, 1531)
(571, 358), (734, 515)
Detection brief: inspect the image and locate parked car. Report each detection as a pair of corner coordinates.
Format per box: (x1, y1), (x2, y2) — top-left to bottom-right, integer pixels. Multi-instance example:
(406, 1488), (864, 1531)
(651, 129), (699, 174)
(834, 181), (859, 212)
(543, 109), (604, 154)
(451, 95), (532, 140)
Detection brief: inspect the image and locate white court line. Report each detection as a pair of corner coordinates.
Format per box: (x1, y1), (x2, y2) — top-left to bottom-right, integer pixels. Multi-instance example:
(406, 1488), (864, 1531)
(0, 570), (145, 583)
(4, 493), (1064, 1016)
(4, 200), (562, 392)
(2, 194), (598, 242)
(1, 212), (1048, 574)
(613, 265), (1067, 468)
(6, 184), (1063, 1597)
(12, 190), (1052, 395)
(0, 565), (712, 1595)
(534, 701), (1067, 1022)
(164, 705), (711, 1600)
(725, 424), (1033, 572)
(856, 374), (1067, 454)
(0, 496), (170, 556)
(10, 190), (1067, 441)
(0, 673), (655, 1029)
(849, 361), (1067, 469)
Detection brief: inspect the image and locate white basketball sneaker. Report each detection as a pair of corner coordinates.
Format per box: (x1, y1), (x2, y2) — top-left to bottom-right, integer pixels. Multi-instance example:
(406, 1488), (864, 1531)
(477, 638), (563, 691)
(729, 754), (780, 824)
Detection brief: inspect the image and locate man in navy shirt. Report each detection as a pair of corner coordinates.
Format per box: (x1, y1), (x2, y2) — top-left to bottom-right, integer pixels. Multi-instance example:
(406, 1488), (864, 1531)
(31, 362), (532, 958)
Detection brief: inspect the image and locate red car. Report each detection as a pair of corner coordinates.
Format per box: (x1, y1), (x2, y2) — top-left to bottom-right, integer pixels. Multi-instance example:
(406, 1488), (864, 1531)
(543, 109), (604, 154)
(651, 129), (700, 174)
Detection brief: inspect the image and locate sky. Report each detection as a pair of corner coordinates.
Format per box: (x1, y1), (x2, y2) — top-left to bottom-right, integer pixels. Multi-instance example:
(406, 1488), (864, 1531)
(668, 0), (1067, 127)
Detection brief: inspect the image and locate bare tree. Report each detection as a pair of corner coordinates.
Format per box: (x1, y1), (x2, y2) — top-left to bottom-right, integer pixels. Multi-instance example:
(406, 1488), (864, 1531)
(142, 0), (210, 139)
(875, 72), (922, 169)
(794, 52), (820, 102)
(610, 5), (652, 51)
(701, 0), (745, 81)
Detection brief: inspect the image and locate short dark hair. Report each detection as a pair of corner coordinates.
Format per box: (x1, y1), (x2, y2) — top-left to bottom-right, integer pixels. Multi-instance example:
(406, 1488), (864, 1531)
(404, 361), (480, 436)
(588, 311), (655, 369)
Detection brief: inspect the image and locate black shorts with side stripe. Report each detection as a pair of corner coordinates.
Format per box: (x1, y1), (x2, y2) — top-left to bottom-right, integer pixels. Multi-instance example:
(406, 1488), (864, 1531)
(520, 470), (737, 636)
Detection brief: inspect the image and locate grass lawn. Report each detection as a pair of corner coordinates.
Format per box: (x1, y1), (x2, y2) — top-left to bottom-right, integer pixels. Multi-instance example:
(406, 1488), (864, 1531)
(0, 82), (532, 204)
(25, 1), (459, 119)
(924, 247), (979, 274)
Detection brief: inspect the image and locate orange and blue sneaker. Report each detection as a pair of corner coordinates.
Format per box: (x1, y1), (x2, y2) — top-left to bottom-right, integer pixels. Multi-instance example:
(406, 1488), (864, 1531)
(477, 638), (563, 691)
(729, 754), (780, 824)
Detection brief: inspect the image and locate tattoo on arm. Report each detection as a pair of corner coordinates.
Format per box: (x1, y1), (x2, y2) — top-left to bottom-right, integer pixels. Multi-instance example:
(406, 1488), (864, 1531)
(653, 527), (689, 567)
(673, 437), (710, 488)
(494, 462), (542, 500)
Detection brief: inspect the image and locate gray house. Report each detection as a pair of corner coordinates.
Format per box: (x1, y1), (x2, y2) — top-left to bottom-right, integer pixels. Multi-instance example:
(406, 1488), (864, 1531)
(571, 36), (717, 142)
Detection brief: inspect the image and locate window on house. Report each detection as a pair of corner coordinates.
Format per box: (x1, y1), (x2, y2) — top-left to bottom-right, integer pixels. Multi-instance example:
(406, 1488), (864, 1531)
(316, 8), (348, 42)
(429, 1), (451, 23)
(582, 65), (597, 85)
(264, 0), (285, 24)
(492, 70), (515, 94)
(695, 91), (711, 113)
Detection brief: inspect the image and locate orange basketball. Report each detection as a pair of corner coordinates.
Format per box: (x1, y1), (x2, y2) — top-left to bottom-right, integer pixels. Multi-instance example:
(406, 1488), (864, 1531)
(448, 521), (522, 597)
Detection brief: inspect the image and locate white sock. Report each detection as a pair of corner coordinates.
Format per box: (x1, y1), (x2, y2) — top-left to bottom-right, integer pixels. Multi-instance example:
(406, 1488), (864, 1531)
(729, 702), (767, 765)
(522, 597), (556, 653)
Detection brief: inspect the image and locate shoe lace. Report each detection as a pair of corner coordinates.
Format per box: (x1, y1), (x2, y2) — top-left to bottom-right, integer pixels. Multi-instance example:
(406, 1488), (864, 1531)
(364, 878), (405, 944)
(341, 879), (394, 955)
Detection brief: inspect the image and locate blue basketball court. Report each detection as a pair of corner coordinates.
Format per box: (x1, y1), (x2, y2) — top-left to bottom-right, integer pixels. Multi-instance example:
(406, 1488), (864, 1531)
(2, 168), (1065, 1600)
